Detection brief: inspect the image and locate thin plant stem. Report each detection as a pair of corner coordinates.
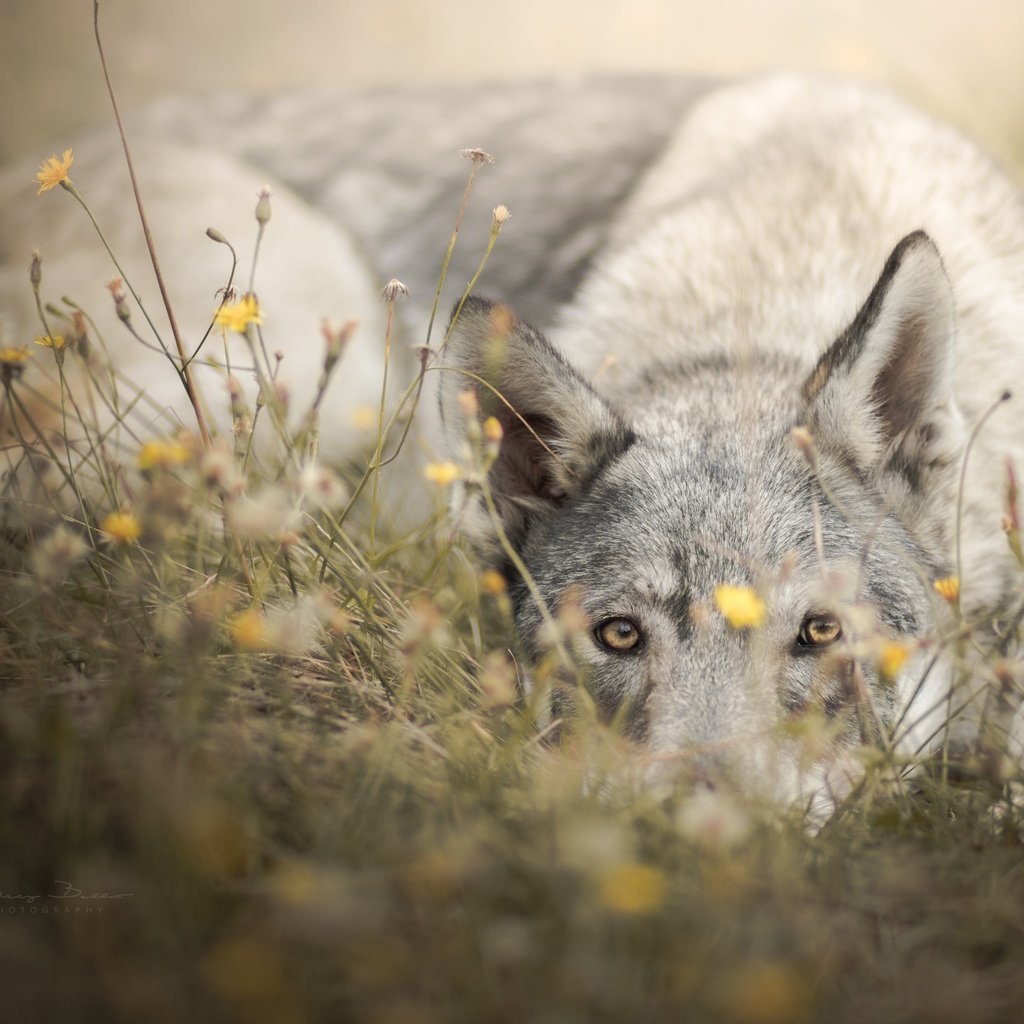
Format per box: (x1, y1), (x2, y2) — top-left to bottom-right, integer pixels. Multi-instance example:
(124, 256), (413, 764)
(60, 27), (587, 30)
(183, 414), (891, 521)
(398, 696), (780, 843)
(93, 0), (211, 448)
(377, 214), (507, 471)
(61, 183), (173, 362)
(369, 296), (398, 549)
(422, 153), (490, 355)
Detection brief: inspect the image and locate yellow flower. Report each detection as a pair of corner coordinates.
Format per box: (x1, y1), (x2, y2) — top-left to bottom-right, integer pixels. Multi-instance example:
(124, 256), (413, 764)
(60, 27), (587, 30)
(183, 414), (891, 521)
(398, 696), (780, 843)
(598, 863), (667, 915)
(0, 346), (30, 383)
(229, 608), (267, 650)
(482, 416), (504, 442)
(34, 334), (66, 350)
(423, 461), (461, 486)
(351, 406), (376, 431)
(879, 640), (911, 679)
(101, 511), (141, 544)
(480, 569), (506, 595)
(714, 584), (766, 629)
(725, 962), (813, 1024)
(138, 439), (190, 471)
(214, 294), (263, 334)
(35, 149), (74, 194)
(933, 576), (960, 602)
(0, 346), (30, 366)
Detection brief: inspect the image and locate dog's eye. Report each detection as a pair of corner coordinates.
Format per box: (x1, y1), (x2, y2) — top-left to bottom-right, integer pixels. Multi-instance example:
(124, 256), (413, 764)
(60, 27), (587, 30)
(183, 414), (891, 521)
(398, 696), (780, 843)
(595, 617), (643, 653)
(797, 613), (842, 647)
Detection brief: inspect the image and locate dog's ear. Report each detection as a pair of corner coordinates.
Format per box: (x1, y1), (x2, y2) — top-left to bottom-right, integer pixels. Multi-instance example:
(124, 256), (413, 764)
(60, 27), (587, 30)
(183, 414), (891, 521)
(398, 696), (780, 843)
(438, 297), (633, 556)
(801, 231), (965, 548)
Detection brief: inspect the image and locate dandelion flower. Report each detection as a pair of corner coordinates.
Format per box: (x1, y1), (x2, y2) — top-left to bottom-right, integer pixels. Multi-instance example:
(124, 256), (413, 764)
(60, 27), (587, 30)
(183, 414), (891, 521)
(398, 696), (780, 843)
(351, 406), (375, 431)
(138, 439), (190, 471)
(598, 863), (667, 915)
(480, 569), (506, 595)
(482, 416), (503, 442)
(229, 609), (267, 650)
(879, 640), (911, 679)
(726, 962), (813, 1024)
(714, 584), (766, 629)
(0, 348), (30, 376)
(423, 461), (461, 486)
(35, 149), (73, 194)
(457, 389), (479, 418)
(34, 334), (66, 351)
(933, 576), (960, 602)
(101, 511), (141, 544)
(214, 294), (263, 334)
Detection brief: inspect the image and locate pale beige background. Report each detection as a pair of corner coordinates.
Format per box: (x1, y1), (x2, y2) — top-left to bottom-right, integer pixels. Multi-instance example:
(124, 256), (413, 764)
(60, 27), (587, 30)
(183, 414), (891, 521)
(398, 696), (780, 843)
(1, 0), (1023, 168)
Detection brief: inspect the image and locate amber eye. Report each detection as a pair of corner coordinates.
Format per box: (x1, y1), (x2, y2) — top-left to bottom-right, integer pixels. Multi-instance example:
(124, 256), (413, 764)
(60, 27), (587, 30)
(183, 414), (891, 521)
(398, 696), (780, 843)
(595, 617), (643, 653)
(797, 614), (842, 648)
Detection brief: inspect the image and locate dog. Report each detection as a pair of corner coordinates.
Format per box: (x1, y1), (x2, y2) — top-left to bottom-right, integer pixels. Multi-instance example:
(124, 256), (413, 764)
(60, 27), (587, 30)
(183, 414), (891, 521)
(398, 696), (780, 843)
(437, 74), (1024, 810)
(2, 73), (1022, 811)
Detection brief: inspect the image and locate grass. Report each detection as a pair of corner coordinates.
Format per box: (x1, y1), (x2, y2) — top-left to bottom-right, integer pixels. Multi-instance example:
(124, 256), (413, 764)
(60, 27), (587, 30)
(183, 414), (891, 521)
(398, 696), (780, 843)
(2, 13), (1024, 1023)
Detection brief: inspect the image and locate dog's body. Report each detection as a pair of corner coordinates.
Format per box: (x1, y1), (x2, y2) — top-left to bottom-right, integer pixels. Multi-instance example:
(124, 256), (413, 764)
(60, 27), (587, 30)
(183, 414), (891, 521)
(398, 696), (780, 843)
(3, 73), (1022, 810)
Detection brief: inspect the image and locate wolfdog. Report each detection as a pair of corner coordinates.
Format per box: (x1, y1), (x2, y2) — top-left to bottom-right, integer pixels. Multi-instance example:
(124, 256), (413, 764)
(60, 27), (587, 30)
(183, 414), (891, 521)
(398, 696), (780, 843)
(2, 73), (1022, 810)
(437, 74), (1024, 808)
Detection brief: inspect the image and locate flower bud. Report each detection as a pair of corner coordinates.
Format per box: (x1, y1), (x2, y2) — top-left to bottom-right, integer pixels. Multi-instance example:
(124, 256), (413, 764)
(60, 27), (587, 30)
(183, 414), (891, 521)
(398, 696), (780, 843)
(255, 186), (272, 226)
(107, 278), (131, 323)
(321, 319), (357, 374)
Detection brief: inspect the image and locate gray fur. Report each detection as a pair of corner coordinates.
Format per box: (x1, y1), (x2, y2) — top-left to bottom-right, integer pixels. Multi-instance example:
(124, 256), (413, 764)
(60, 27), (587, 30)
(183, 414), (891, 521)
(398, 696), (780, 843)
(441, 74), (1024, 809)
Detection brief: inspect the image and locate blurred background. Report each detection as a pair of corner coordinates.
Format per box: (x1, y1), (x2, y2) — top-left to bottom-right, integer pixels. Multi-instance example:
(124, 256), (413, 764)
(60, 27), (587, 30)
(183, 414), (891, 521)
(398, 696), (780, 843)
(2, 0), (1023, 169)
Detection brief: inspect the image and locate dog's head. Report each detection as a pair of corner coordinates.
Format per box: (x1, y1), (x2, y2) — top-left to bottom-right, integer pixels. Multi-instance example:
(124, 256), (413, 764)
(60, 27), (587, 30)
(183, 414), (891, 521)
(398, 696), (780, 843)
(438, 232), (964, 812)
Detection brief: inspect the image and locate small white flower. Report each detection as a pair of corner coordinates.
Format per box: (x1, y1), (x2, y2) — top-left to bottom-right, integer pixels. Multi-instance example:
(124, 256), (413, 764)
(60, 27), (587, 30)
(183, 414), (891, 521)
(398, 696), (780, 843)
(200, 442), (243, 495)
(31, 525), (88, 583)
(265, 596), (324, 654)
(228, 485), (299, 539)
(295, 464), (348, 512)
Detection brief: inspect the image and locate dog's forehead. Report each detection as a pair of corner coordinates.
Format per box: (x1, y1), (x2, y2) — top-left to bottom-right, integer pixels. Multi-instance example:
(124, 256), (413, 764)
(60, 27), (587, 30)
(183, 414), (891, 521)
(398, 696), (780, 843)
(605, 418), (807, 522)
(554, 419), (818, 583)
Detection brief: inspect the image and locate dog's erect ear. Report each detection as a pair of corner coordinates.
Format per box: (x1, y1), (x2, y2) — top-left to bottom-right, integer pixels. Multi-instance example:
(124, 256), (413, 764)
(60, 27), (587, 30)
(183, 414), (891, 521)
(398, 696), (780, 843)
(438, 297), (633, 556)
(801, 231), (965, 548)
